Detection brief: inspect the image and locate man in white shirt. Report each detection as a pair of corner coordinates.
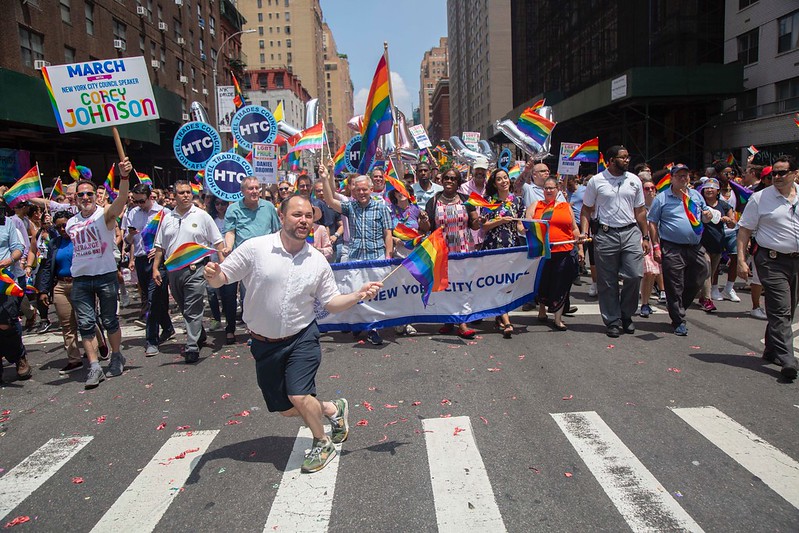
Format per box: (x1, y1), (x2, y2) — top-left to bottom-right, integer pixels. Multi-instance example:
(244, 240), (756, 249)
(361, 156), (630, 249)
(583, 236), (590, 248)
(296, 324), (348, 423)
(580, 146), (651, 338)
(153, 181), (225, 363)
(204, 195), (381, 473)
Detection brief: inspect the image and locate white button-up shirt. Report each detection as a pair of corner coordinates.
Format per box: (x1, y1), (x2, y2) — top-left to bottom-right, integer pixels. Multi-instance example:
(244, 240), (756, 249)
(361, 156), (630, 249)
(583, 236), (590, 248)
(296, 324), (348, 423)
(583, 170), (644, 227)
(738, 183), (799, 254)
(220, 232), (340, 338)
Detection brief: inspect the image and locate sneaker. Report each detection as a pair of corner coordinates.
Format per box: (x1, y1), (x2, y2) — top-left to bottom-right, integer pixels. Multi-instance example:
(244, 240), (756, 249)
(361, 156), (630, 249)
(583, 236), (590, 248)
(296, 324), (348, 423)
(59, 361), (83, 375)
(639, 304), (652, 318)
(622, 321), (635, 334)
(711, 287), (723, 301)
(674, 323), (688, 336)
(588, 283), (598, 297)
(781, 363), (798, 380)
(750, 307), (767, 320)
(606, 325), (621, 338)
(722, 288), (741, 302)
(134, 319), (147, 328)
(16, 357), (32, 380)
(36, 320), (52, 334)
(85, 366), (105, 389)
(158, 327), (176, 345)
(329, 398), (349, 444)
(208, 319), (222, 332)
(366, 329), (383, 346)
(301, 438), (337, 474)
(699, 298), (717, 313)
(145, 344), (160, 357)
(105, 353), (126, 377)
(184, 351), (200, 364)
(659, 291), (667, 302)
(404, 324), (417, 335)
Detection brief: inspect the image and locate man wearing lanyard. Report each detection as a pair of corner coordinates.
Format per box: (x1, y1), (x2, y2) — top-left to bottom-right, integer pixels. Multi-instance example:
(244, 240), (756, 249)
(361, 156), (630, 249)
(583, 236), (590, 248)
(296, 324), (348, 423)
(122, 184), (174, 356)
(647, 164), (713, 336)
(204, 195), (382, 473)
(153, 181), (225, 363)
(580, 146), (651, 338)
(737, 156), (799, 380)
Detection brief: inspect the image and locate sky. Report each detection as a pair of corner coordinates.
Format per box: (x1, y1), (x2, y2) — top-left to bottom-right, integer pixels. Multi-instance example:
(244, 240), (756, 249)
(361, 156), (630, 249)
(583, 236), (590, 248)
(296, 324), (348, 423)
(319, 0), (448, 120)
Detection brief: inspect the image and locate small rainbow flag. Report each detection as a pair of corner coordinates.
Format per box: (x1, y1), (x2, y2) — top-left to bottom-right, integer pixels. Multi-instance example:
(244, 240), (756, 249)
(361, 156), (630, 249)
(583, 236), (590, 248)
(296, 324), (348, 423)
(665, 162), (675, 171)
(0, 270), (24, 297)
(729, 179), (753, 213)
(530, 98), (546, 111)
(508, 163), (521, 180)
(287, 122), (326, 154)
(52, 177), (64, 198)
(68, 160), (80, 181)
(137, 173), (153, 187)
(333, 144), (347, 176)
(164, 242), (216, 272)
(747, 145), (759, 155)
(725, 153), (736, 166)
(140, 209), (164, 252)
(104, 166), (117, 201)
(191, 181), (202, 195)
(384, 163), (415, 203)
(232, 74), (246, 110)
(393, 223), (424, 249)
(400, 227), (449, 307)
(569, 137), (599, 163)
(682, 192), (703, 236)
(656, 174), (671, 193)
(516, 108), (556, 147)
(359, 53), (394, 173)
(465, 192), (502, 211)
(598, 153), (607, 172)
(306, 226), (314, 244)
(523, 220), (550, 259)
(4, 166), (43, 208)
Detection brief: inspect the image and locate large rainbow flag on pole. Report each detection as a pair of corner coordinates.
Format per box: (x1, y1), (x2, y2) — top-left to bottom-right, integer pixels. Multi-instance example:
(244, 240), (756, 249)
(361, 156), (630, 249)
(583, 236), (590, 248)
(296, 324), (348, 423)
(287, 122), (326, 154)
(516, 108), (556, 147)
(358, 53), (394, 173)
(232, 74), (246, 110)
(4, 166), (44, 208)
(400, 227), (449, 307)
(569, 137), (600, 163)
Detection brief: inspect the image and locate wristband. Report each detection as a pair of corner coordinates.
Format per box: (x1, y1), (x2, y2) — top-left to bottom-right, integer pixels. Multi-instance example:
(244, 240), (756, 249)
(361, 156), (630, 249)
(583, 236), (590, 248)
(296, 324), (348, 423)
(653, 244), (660, 250)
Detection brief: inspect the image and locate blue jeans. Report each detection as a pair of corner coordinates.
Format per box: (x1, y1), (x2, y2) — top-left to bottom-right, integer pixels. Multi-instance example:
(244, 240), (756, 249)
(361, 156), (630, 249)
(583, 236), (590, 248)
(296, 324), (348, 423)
(71, 272), (120, 339)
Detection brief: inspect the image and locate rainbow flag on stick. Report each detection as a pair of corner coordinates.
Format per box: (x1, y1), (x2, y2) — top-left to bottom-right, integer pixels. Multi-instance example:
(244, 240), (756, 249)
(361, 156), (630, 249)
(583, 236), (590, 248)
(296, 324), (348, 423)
(104, 166), (118, 201)
(4, 166), (43, 208)
(359, 53), (394, 173)
(68, 160), (79, 181)
(190, 181), (202, 195)
(682, 192), (703, 236)
(465, 192), (502, 211)
(598, 153), (607, 172)
(569, 137), (599, 163)
(306, 226), (315, 245)
(52, 178), (64, 198)
(516, 108), (556, 147)
(137, 172), (153, 187)
(0, 270), (24, 297)
(140, 209), (164, 252)
(287, 122), (326, 154)
(656, 173), (671, 193)
(400, 227), (449, 307)
(725, 153), (736, 166)
(523, 220), (551, 259)
(393, 223), (424, 249)
(164, 242), (216, 272)
(728, 179), (753, 213)
(332, 144), (347, 177)
(507, 163), (521, 180)
(530, 98), (546, 111)
(232, 74), (246, 110)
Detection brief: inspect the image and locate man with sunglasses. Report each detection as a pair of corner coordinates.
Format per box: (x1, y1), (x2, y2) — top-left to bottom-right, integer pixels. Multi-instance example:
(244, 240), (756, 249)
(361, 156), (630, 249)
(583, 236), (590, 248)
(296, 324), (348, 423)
(737, 156), (799, 381)
(122, 184), (174, 356)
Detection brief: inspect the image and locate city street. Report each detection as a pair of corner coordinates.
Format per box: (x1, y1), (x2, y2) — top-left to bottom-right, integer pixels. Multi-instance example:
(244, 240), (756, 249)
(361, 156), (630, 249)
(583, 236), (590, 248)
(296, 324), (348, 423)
(1, 279), (798, 532)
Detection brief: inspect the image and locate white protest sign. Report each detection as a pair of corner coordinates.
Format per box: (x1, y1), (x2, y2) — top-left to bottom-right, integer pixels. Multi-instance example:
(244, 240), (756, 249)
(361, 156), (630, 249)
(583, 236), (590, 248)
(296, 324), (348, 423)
(316, 247), (543, 332)
(216, 86), (236, 132)
(557, 142), (581, 176)
(42, 56), (159, 134)
(462, 131), (480, 151)
(251, 143), (279, 184)
(409, 124), (433, 149)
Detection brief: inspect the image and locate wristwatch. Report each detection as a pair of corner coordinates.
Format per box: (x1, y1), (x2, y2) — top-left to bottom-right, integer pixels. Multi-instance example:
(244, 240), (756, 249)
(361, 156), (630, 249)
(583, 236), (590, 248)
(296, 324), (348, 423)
(642, 235), (651, 241)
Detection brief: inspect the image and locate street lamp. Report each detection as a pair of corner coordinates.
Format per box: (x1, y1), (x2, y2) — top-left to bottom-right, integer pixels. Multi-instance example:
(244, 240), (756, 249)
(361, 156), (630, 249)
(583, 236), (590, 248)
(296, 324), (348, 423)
(212, 28), (256, 131)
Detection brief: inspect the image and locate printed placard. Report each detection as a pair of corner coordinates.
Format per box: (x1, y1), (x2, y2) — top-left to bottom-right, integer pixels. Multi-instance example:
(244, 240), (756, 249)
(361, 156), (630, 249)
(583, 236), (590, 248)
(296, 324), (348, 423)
(173, 122), (222, 171)
(251, 143), (278, 184)
(230, 105), (277, 151)
(409, 124), (433, 149)
(557, 142), (581, 176)
(203, 152), (253, 202)
(462, 131), (480, 151)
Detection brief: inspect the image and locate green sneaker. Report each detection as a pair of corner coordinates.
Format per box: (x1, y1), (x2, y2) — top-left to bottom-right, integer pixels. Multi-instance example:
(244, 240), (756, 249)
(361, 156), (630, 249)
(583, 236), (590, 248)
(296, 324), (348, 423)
(301, 438), (337, 474)
(329, 398), (349, 444)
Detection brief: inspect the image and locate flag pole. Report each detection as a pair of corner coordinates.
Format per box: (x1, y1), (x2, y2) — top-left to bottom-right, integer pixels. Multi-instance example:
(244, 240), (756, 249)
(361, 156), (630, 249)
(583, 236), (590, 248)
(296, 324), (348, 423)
(35, 163), (49, 214)
(380, 262), (404, 284)
(383, 41), (403, 178)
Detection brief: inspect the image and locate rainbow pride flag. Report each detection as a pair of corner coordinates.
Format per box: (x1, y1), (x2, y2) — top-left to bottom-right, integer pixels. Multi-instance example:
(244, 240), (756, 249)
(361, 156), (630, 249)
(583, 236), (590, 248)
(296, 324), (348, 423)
(306, 226), (315, 245)
(232, 74), (246, 110)
(400, 227), (449, 307)
(52, 178), (64, 198)
(598, 153), (607, 172)
(507, 163), (521, 180)
(0, 270), (24, 297)
(69, 160), (80, 181)
(725, 153), (736, 166)
(523, 220), (550, 259)
(104, 166), (118, 201)
(516, 108), (556, 147)
(569, 137), (599, 163)
(728, 179), (753, 213)
(164, 242), (216, 272)
(682, 192), (703, 236)
(140, 209), (164, 252)
(194, 170), (205, 186)
(530, 98), (546, 111)
(384, 161), (415, 202)
(655, 174), (671, 193)
(287, 122), (326, 154)
(794, 114), (799, 128)
(190, 181), (202, 195)
(465, 192), (502, 211)
(137, 173), (153, 187)
(359, 53), (394, 173)
(393, 223), (424, 249)
(748, 145), (759, 155)
(24, 276), (38, 295)
(332, 144), (347, 176)
(4, 166), (43, 208)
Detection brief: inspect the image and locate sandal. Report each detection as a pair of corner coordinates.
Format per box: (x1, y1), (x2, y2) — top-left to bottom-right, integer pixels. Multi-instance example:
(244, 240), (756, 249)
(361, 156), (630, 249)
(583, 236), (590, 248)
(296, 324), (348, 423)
(457, 328), (477, 340)
(495, 317), (504, 330)
(553, 323), (568, 331)
(502, 324), (514, 339)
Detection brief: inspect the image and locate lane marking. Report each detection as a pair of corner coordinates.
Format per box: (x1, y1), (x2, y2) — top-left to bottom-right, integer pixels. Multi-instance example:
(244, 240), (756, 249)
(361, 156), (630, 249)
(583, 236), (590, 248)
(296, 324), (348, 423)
(551, 411), (703, 532)
(672, 406), (799, 509)
(264, 425), (340, 532)
(91, 430), (219, 532)
(0, 436), (93, 520)
(422, 416), (506, 532)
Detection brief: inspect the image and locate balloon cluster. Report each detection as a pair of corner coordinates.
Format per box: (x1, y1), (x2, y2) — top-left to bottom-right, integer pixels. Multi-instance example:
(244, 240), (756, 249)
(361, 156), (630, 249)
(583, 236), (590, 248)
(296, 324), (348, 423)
(495, 106), (554, 160)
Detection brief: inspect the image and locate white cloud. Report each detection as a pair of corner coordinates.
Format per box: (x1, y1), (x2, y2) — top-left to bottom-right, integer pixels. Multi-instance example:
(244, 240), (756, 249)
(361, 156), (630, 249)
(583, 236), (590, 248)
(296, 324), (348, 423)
(351, 71), (413, 120)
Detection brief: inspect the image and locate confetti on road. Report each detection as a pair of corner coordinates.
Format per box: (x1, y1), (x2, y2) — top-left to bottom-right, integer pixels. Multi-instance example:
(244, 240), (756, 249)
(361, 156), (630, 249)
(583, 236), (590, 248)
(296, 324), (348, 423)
(440, 399), (451, 405)
(564, 472), (573, 478)
(453, 426), (466, 436)
(4, 516), (30, 528)
(234, 410), (250, 417)
(72, 477), (84, 484)
(384, 404), (398, 409)
(156, 422), (167, 431)
(562, 395), (574, 401)
(225, 420), (242, 425)
(95, 415), (106, 424)
(362, 401), (374, 411)
(356, 419), (368, 426)
(667, 368), (682, 373)
(411, 401), (421, 406)
(480, 416), (489, 425)
(221, 393), (230, 400)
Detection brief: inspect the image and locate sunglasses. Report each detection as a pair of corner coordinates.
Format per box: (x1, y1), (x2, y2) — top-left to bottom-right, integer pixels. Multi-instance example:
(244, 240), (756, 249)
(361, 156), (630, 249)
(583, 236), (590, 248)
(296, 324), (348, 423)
(772, 169), (793, 177)
(133, 199), (147, 204)
(643, 186), (656, 191)
(278, 187), (290, 191)
(76, 191), (95, 198)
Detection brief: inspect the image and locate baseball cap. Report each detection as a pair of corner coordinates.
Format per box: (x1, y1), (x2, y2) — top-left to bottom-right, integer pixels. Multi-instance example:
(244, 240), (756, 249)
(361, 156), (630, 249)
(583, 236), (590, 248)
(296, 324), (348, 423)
(473, 159), (489, 170)
(761, 166), (772, 178)
(703, 178), (720, 190)
(669, 163), (690, 175)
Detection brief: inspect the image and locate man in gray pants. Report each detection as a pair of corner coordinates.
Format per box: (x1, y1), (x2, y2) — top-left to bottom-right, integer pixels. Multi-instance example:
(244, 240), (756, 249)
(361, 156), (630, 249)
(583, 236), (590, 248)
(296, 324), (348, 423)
(153, 181), (225, 363)
(580, 146), (651, 338)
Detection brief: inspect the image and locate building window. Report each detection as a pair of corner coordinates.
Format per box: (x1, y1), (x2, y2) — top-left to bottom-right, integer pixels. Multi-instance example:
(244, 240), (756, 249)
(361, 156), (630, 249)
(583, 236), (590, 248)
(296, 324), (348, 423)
(161, 46), (166, 68)
(285, 0), (289, 6)
(139, 34), (145, 54)
(60, 0), (71, 23)
(113, 19), (127, 46)
(269, 26), (273, 33)
(259, 40), (265, 49)
(285, 25), (291, 35)
(259, 26), (264, 35)
(211, 48), (217, 62)
(776, 76), (799, 112)
(257, 0), (262, 7)
(85, 2), (94, 35)
(737, 88), (757, 119)
(286, 52), (292, 62)
(151, 1), (157, 23)
(260, 53), (265, 63)
(737, 28), (758, 65)
(276, 26), (280, 33)
(177, 59), (184, 80)
(269, 40), (273, 47)
(209, 16), (215, 34)
(285, 11), (290, 21)
(286, 39), (291, 48)
(258, 13), (263, 22)
(738, 0), (757, 9)
(277, 40), (281, 47)
(174, 19), (182, 38)
(778, 10), (799, 53)
(64, 46), (76, 63)
(19, 26), (44, 68)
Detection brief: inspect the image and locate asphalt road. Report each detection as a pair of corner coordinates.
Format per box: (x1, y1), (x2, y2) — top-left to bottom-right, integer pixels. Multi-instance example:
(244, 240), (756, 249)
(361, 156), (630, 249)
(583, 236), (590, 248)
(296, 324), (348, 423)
(1, 279), (797, 532)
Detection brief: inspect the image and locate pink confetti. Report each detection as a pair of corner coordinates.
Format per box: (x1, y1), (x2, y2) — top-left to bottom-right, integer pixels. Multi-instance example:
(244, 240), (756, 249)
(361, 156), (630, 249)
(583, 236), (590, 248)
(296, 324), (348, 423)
(384, 420), (399, 427)
(357, 340), (365, 345)
(156, 422), (167, 431)
(529, 467), (541, 474)
(1, 410), (10, 416)
(384, 404), (398, 409)
(356, 419), (368, 426)
(564, 472), (573, 478)
(95, 415), (106, 424)
(234, 410), (250, 417)
(0, 417), (8, 423)
(4, 516), (30, 528)
(221, 393), (231, 400)
(667, 367), (682, 373)
(362, 401), (374, 411)
(71, 477), (84, 484)
(329, 374), (340, 379)
(225, 420), (241, 425)
(145, 383), (153, 389)
(440, 414), (452, 418)
(411, 401), (421, 406)
(177, 425), (191, 430)
(440, 399), (451, 405)
(367, 387), (377, 391)
(467, 341), (478, 345)
(170, 448), (200, 460)
(453, 426), (466, 436)
(745, 351), (757, 356)
(480, 416), (489, 425)
(518, 355), (526, 360)
(562, 395), (573, 401)
(378, 434), (388, 443)
(689, 346), (701, 350)
(607, 344), (615, 349)
(487, 368), (501, 372)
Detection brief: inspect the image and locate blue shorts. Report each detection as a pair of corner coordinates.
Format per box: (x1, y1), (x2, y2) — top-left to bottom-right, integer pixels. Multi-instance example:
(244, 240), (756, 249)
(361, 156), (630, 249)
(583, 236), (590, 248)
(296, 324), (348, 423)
(722, 230), (738, 254)
(250, 322), (321, 412)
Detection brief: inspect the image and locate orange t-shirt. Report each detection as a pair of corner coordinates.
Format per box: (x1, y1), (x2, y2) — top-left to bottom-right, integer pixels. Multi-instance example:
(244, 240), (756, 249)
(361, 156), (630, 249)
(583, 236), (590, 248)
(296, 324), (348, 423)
(533, 201), (575, 253)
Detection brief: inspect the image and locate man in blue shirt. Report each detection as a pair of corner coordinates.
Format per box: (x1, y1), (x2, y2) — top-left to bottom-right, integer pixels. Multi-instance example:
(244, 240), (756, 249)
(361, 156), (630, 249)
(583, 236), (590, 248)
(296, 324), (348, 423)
(0, 201), (28, 381)
(647, 164), (713, 336)
(223, 177), (281, 250)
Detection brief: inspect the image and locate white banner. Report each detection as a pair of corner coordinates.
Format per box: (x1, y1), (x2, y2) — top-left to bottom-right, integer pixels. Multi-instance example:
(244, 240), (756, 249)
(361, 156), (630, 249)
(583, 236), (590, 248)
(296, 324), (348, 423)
(462, 131), (480, 151)
(316, 247), (544, 332)
(42, 56), (159, 134)
(251, 143), (278, 184)
(216, 86), (236, 132)
(557, 142), (581, 176)
(409, 124), (433, 149)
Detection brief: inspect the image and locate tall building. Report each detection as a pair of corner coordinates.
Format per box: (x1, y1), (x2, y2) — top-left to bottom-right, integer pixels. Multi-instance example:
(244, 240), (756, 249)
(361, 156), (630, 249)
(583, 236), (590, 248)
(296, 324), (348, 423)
(322, 23), (354, 150)
(242, 68), (310, 128)
(447, 0), (513, 139)
(429, 78), (450, 144)
(239, 0), (326, 129)
(705, 1), (799, 163)
(505, 0), (742, 168)
(419, 37), (448, 131)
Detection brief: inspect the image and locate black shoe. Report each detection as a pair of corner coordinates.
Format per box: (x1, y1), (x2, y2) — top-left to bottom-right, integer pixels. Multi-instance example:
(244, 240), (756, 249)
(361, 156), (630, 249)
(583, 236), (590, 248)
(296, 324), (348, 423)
(622, 321), (635, 334)
(564, 306), (578, 316)
(184, 351), (200, 364)
(36, 320), (52, 334)
(781, 363), (798, 380)
(158, 328), (176, 345)
(198, 328), (208, 347)
(225, 333), (236, 345)
(606, 326), (621, 338)
(762, 353), (783, 366)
